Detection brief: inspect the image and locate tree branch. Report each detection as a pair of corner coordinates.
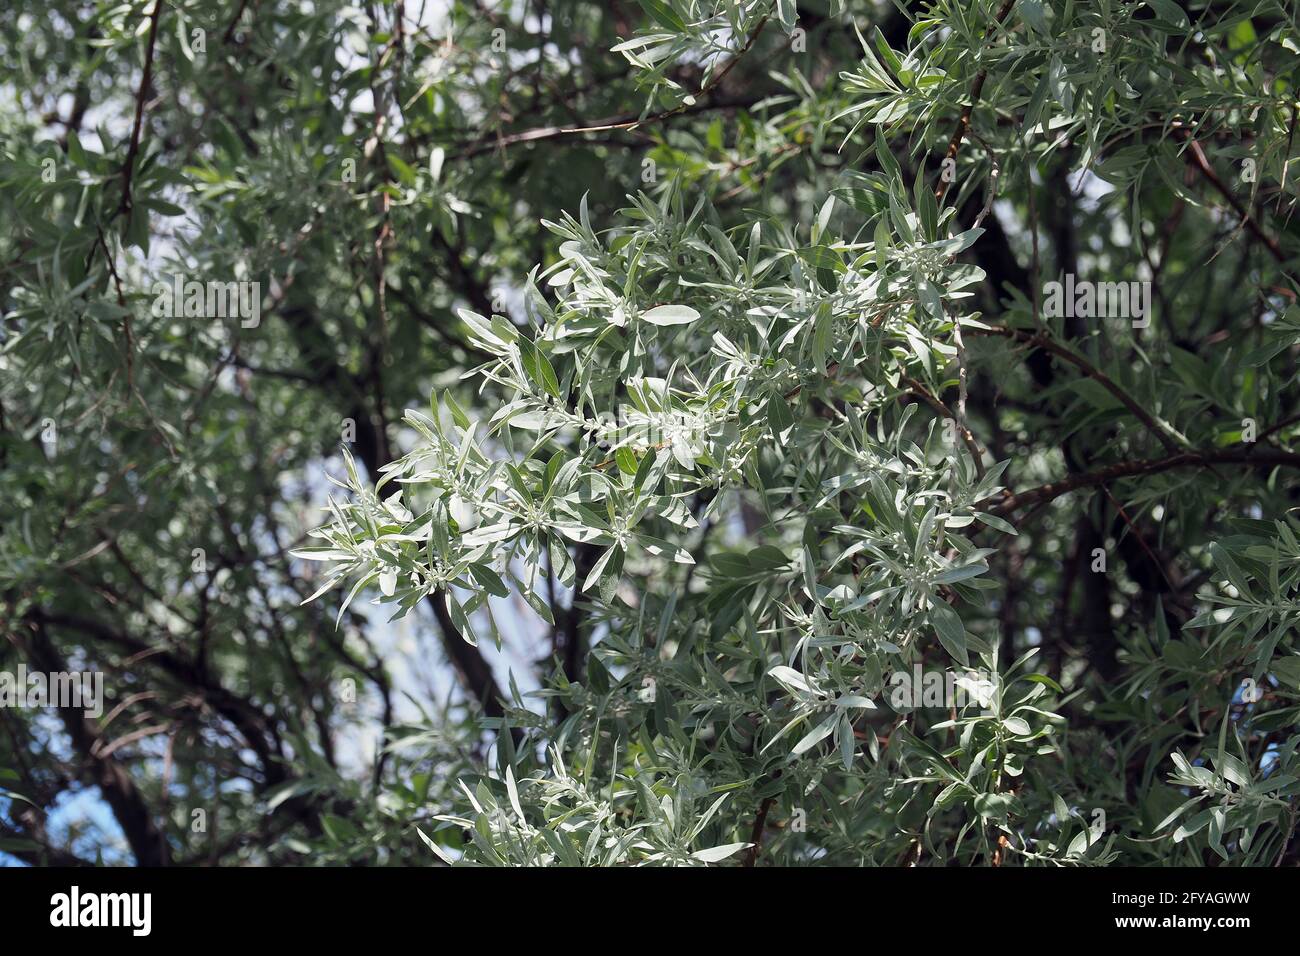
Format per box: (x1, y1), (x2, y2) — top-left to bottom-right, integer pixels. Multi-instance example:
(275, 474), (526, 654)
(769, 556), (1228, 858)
(935, 0), (1018, 202)
(117, 0), (163, 220)
(17, 619), (170, 865)
(985, 448), (1300, 515)
(1176, 126), (1291, 271)
(451, 7), (773, 160)
(969, 326), (1184, 453)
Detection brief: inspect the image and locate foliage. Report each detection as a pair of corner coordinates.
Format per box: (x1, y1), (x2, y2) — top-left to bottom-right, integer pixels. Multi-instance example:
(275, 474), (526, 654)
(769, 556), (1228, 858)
(2, 0), (1300, 866)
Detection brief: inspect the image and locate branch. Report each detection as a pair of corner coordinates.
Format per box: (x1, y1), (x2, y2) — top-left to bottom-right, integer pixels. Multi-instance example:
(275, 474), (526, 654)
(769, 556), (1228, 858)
(1260, 410), (1300, 444)
(984, 448), (1300, 515)
(969, 326), (1184, 453)
(276, 302), (511, 723)
(743, 795), (776, 867)
(222, 0), (251, 45)
(452, 7), (773, 160)
(453, 93), (768, 160)
(935, 0), (1018, 201)
(36, 609), (285, 782)
(117, 0), (163, 220)
(430, 597), (508, 721)
(1175, 126), (1291, 270)
(903, 375), (986, 475)
(18, 619), (170, 865)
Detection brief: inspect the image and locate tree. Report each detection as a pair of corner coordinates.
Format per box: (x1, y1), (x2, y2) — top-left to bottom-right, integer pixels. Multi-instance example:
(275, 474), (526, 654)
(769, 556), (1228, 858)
(2, 0), (1299, 867)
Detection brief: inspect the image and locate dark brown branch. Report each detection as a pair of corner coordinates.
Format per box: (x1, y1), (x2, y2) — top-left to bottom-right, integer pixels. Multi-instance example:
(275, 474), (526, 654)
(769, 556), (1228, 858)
(743, 795), (776, 867)
(935, 0), (1018, 201)
(969, 326), (1183, 453)
(452, 5), (773, 160)
(222, 0), (251, 45)
(1259, 410), (1300, 444)
(18, 619), (170, 865)
(985, 448), (1300, 515)
(276, 292), (510, 725)
(1176, 127), (1290, 269)
(903, 375), (987, 476)
(35, 609), (285, 782)
(454, 93), (768, 160)
(117, 0), (163, 220)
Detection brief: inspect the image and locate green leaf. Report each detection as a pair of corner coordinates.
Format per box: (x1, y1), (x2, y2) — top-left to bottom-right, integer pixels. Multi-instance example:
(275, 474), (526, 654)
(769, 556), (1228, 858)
(792, 713), (838, 755)
(930, 602), (969, 665)
(642, 304), (700, 326)
(691, 842), (750, 863)
(637, 0), (686, 32)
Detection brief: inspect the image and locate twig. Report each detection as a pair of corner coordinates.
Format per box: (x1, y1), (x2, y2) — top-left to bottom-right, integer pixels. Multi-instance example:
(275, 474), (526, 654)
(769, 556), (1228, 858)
(743, 795), (776, 867)
(117, 0), (164, 221)
(453, 8), (773, 159)
(1100, 484), (1177, 593)
(903, 375), (986, 477)
(984, 447), (1300, 515)
(970, 326), (1183, 453)
(1175, 127), (1287, 265)
(934, 0), (1018, 202)
(1258, 410), (1300, 444)
(222, 0), (250, 44)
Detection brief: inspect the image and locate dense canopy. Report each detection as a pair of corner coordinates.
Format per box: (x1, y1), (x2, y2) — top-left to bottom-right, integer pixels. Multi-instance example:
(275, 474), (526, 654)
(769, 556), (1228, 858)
(3, 0), (1300, 867)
